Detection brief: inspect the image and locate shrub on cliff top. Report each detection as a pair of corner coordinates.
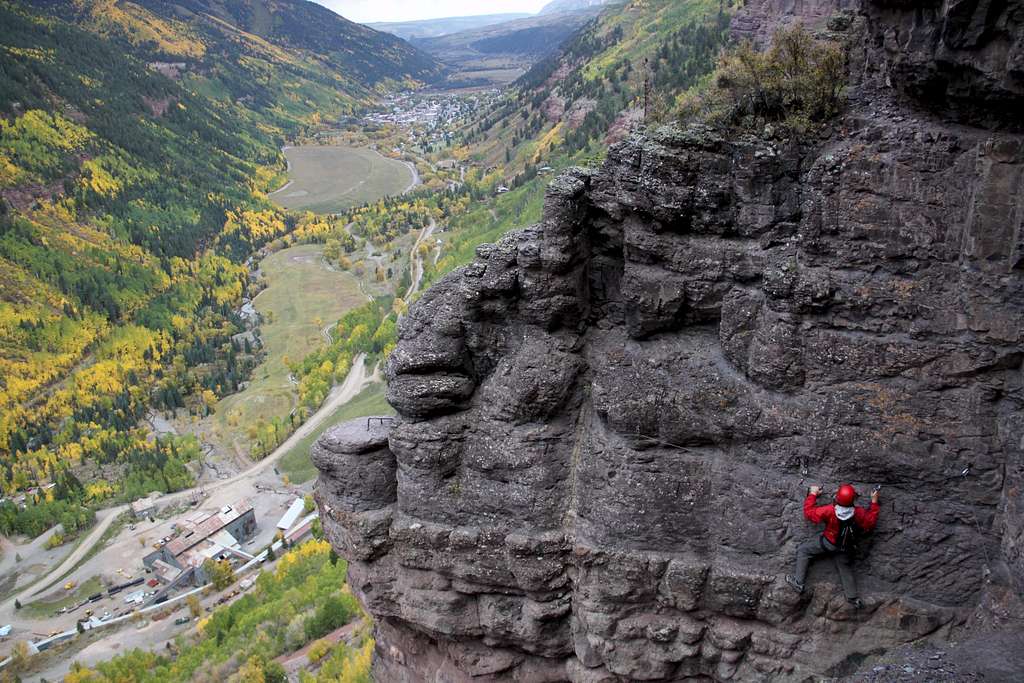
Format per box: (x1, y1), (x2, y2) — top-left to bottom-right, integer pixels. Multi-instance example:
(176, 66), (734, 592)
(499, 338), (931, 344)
(678, 24), (845, 131)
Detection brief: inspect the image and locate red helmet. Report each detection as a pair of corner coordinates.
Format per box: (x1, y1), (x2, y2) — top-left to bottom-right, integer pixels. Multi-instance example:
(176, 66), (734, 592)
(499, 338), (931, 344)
(835, 484), (857, 507)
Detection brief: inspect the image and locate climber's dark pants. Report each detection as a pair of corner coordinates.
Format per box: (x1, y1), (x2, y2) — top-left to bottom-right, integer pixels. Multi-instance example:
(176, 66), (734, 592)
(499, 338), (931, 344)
(793, 536), (857, 599)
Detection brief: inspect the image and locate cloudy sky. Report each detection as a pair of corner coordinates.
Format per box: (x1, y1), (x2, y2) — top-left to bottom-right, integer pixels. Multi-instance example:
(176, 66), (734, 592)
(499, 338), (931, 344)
(315, 1), (549, 23)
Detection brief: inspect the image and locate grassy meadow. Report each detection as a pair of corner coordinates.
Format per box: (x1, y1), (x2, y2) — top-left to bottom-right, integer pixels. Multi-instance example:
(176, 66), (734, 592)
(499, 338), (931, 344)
(277, 382), (394, 484)
(210, 244), (366, 458)
(270, 146), (413, 214)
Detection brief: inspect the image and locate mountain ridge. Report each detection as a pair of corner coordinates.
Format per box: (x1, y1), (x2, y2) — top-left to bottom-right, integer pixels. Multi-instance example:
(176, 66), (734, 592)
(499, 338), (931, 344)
(369, 14), (533, 41)
(539, 0), (616, 16)
(414, 10), (603, 88)
(132, 0), (443, 85)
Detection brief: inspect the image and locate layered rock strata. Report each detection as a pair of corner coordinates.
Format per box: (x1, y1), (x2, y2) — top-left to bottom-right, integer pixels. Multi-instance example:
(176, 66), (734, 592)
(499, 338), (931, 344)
(315, 1), (1024, 680)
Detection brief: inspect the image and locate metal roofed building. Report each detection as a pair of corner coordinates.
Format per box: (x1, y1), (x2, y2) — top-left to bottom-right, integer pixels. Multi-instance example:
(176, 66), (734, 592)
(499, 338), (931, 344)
(152, 558), (183, 585)
(130, 492), (162, 519)
(277, 497), (305, 532)
(143, 499), (256, 582)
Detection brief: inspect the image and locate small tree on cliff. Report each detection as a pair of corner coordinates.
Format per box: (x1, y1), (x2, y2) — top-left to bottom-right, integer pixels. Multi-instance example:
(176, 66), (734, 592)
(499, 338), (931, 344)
(679, 24), (845, 131)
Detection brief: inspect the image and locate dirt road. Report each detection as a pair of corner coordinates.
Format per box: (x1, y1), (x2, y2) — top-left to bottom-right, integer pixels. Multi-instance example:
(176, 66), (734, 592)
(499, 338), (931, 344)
(402, 160), (421, 194)
(405, 218), (437, 301)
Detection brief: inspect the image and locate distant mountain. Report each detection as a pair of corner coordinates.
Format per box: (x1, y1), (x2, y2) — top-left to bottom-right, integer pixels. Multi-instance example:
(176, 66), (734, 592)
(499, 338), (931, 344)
(370, 14), (532, 41)
(456, 0), (730, 168)
(418, 11), (602, 88)
(539, 0), (615, 15)
(131, 0), (444, 86)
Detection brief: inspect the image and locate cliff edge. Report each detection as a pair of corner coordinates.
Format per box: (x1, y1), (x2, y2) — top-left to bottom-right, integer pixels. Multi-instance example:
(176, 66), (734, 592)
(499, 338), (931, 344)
(315, 1), (1024, 680)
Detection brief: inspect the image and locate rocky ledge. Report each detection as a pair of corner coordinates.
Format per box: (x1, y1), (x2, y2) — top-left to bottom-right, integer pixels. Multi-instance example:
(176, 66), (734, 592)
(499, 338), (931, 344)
(315, 1), (1024, 681)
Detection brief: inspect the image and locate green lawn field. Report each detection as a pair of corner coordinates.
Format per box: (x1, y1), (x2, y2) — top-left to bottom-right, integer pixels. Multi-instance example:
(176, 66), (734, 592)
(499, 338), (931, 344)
(211, 244), (366, 458)
(269, 145), (414, 214)
(277, 381), (394, 484)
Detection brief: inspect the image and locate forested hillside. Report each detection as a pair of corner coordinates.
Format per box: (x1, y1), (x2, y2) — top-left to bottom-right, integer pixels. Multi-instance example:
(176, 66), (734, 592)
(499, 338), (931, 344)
(25, 0), (442, 125)
(129, 0), (443, 87)
(454, 0), (730, 173)
(0, 0), (436, 535)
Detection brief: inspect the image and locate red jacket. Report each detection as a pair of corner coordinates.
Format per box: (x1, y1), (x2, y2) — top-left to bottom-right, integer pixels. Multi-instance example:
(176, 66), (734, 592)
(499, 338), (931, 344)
(804, 494), (879, 545)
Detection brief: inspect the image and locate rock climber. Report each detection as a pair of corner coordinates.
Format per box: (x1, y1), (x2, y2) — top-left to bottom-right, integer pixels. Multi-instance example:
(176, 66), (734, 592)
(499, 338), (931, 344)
(785, 483), (880, 608)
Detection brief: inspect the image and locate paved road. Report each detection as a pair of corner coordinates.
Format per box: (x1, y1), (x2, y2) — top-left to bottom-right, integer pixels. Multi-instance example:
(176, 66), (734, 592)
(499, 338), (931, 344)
(1, 353), (371, 623)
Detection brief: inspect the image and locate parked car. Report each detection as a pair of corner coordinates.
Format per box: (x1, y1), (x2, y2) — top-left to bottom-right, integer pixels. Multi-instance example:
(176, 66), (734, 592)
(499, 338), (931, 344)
(173, 616), (191, 625)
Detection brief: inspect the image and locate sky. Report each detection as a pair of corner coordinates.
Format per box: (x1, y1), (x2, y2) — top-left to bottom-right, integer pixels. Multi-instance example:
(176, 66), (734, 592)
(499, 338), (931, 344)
(314, 0), (550, 23)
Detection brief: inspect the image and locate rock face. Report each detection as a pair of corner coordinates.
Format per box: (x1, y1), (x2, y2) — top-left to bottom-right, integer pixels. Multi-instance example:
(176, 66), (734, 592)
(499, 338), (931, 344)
(315, 2), (1024, 681)
(865, 0), (1024, 128)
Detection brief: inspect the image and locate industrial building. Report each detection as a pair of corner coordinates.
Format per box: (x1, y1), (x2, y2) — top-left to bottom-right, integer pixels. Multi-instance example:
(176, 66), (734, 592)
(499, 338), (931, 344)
(130, 492), (161, 519)
(277, 497), (305, 531)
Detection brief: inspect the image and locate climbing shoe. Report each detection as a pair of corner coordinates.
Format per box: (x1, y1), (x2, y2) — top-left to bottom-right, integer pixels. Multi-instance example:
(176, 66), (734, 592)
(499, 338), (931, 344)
(785, 575), (804, 593)
(847, 597), (864, 609)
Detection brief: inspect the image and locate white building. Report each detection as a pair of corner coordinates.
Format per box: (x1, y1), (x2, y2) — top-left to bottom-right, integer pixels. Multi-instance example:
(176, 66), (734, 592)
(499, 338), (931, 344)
(277, 497), (305, 532)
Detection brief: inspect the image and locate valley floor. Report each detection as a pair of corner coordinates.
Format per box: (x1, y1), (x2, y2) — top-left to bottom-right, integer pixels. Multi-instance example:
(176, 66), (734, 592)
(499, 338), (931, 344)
(269, 145), (416, 214)
(199, 243), (367, 464)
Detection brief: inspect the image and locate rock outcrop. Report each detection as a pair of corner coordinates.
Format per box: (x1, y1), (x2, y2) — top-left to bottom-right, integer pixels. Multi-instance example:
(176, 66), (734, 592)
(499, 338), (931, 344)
(315, 1), (1024, 680)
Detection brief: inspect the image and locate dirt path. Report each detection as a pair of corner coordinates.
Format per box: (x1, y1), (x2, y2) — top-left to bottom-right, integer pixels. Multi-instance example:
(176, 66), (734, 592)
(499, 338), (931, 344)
(0, 528), (64, 586)
(405, 218), (437, 301)
(402, 160), (420, 195)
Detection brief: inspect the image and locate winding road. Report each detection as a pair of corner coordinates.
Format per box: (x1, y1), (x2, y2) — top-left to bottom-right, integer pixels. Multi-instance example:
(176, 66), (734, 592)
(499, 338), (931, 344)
(405, 218), (437, 301)
(402, 160), (421, 195)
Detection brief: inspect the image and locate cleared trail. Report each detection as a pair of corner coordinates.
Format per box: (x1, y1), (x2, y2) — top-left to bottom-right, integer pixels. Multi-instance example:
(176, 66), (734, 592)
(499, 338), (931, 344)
(405, 218), (437, 301)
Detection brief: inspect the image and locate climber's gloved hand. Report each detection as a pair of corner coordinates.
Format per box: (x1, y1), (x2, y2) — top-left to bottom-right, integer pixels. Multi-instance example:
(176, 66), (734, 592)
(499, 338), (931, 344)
(809, 485), (822, 496)
(871, 487), (880, 504)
